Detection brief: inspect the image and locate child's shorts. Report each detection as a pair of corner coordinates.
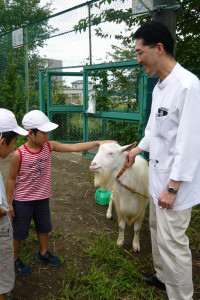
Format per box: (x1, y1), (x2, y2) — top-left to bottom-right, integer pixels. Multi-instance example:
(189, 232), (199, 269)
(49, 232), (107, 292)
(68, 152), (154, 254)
(0, 215), (15, 294)
(13, 198), (52, 240)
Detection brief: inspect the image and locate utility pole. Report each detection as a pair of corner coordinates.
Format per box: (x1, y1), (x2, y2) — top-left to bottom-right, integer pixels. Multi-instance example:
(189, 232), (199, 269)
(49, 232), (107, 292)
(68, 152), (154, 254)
(152, 0), (179, 48)
(88, 4), (92, 65)
(24, 25), (29, 113)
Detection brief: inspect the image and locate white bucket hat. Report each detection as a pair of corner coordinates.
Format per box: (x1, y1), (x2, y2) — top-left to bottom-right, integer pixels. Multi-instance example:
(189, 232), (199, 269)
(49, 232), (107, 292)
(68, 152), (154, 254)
(22, 110), (58, 132)
(0, 108), (28, 136)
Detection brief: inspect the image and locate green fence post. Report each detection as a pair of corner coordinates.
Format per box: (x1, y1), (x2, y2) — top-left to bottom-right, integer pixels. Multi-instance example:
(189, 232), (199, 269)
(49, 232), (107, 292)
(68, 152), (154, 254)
(23, 26), (29, 113)
(83, 70), (88, 142)
(39, 72), (45, 113)
(46, 72), (52, 140)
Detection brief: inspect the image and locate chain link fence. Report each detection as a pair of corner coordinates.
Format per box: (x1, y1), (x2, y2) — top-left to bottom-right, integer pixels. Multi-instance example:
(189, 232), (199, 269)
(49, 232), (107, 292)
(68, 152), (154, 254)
(0, 0), (181, 143)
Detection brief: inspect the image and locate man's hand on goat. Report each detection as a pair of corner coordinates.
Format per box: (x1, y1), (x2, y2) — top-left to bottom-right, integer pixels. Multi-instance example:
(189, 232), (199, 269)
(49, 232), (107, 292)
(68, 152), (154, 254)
(126, 146), (142, 167)
(126, 151), (136, 167)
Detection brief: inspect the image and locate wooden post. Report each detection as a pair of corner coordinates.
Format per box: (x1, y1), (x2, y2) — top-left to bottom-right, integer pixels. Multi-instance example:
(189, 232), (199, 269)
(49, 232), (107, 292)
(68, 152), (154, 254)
(152, 0), (178, 50)
(88, 4), (92, 65)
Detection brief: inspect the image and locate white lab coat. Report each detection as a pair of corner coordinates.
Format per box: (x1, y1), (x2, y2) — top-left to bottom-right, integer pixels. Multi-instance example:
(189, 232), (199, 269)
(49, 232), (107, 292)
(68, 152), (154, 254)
(139, 63), (200, 211)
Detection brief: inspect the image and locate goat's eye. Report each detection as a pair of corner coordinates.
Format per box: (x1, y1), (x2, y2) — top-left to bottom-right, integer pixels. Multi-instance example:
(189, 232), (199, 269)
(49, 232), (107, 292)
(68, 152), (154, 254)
(107, 152), (113, 156)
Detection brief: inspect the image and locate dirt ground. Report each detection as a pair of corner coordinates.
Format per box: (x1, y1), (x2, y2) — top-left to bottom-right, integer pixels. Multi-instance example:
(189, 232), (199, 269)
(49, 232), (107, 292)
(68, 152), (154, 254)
(1, 151), (200, 300)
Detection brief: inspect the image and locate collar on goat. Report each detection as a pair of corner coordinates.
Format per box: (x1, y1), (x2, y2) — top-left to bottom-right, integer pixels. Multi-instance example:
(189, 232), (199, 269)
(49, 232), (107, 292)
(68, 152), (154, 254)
(116, 161), (149, 199)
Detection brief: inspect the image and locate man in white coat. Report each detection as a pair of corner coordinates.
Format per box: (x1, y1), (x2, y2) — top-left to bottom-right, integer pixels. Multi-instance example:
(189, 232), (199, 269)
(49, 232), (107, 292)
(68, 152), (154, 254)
(127, 21), (200, 300)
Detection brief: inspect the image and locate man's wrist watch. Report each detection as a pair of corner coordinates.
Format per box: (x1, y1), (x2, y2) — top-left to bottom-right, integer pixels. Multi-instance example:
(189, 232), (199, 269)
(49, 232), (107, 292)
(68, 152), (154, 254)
(166, 184), (179, 195)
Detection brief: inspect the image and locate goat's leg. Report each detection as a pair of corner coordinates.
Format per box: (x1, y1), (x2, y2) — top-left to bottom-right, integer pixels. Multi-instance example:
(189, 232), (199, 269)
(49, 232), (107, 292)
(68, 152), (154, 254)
(132, 227), (140, 252)
(132, 212), (145, 252)
(106, 193), (113, 219)
(117, 218), (126, 246)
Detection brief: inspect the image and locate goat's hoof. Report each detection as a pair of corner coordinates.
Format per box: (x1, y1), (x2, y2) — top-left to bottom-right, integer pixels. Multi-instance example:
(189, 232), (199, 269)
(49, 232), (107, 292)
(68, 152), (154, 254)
(106, 212), (112, 219)
(132, 244), (140, 253)
(117, 239), (124, 247)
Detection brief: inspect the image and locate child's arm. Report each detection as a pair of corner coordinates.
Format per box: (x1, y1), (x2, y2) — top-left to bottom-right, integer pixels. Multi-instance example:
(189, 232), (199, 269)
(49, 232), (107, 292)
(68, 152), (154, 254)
(49, 140), (113, 152)
(6, 150), (21, 219)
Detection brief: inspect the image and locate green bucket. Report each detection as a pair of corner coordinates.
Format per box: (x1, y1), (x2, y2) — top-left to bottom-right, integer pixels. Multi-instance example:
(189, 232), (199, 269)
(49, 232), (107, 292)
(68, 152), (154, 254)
(95, 188), (112, 205)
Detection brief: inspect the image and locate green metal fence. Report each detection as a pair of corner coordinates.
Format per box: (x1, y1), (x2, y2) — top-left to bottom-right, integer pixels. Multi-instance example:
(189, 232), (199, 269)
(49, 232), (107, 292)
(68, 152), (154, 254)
(39, 59), (149, 153)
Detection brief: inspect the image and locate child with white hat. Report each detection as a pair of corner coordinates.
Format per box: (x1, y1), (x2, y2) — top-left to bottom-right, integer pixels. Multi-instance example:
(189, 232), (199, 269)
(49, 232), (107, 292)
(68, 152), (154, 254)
(0, 108), (27, 300)
(6, 110), (112, 275)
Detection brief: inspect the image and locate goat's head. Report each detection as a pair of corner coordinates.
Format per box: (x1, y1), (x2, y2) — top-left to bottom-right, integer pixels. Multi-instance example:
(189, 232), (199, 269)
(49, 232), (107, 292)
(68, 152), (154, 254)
(90, 142), (136, 190)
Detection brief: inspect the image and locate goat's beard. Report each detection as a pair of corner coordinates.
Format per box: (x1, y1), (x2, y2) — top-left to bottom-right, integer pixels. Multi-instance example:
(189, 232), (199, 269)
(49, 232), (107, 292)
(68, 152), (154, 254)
(94, 170), (115, 191)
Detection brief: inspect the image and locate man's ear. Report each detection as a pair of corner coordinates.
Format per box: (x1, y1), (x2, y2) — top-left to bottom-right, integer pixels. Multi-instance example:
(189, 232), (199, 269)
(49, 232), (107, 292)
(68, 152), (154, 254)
(156, 43), (165, 56)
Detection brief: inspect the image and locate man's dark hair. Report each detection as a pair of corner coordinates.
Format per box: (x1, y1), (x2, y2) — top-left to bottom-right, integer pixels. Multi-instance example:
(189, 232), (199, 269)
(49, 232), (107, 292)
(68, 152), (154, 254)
(134, 21), (174, 57)
(1, 131), (18, 145)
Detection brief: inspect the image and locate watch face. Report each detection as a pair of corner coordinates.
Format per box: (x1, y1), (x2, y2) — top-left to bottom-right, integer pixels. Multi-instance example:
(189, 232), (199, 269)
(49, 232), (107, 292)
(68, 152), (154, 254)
(167, 186), (177, 194)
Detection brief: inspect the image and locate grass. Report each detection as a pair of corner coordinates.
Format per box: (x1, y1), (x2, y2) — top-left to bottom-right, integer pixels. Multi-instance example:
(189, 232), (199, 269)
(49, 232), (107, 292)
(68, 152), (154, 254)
(18, 221), (64, 265)
(186, 204), (200, 253)
(47, 234), (167, 300)
(17, 205), (200, 300)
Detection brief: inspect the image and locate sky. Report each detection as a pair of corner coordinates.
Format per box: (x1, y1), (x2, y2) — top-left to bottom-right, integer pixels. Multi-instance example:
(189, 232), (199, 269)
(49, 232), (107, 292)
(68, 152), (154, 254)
(38, 0), (134, 70)
(39, 0), (153, 15)
(40, 0), (90, 13)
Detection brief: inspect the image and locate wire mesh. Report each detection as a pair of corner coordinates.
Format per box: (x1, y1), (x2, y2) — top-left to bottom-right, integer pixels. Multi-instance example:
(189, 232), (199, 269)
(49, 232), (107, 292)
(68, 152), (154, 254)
(50, 74), (84, 106)
(86, 67), (140, 112)
(0, 0), (181, 136)
(50, 113), (139, 146)
(88, 118), (139, 144)
(51, 112), (84, 142)
(45, 61), (145, 145)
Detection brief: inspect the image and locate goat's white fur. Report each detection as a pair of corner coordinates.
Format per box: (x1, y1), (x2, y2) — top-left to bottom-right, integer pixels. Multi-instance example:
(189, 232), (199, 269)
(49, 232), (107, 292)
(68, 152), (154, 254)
(90, 142), (149, 252)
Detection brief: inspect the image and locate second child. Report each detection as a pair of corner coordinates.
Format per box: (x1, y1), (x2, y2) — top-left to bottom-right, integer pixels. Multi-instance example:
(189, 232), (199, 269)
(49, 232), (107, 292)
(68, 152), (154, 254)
(6, 110), (113, 275)
(0, 108), (28, 300)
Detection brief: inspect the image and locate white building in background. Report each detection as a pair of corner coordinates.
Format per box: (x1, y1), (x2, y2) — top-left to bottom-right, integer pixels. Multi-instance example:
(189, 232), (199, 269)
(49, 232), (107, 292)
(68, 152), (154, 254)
(62, 80), (94, 105)
(71, 80), (94, 90)
(43, 58), (62, 70)
(40, 58), (63, 82)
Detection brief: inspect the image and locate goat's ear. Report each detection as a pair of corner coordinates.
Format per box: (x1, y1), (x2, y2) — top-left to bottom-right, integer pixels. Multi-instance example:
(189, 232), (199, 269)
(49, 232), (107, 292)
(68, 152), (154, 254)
(121, 142), (137, 152)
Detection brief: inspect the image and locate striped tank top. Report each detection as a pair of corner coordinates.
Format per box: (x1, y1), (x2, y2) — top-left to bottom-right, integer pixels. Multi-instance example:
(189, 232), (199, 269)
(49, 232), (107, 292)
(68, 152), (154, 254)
(13, 141), (52, 201)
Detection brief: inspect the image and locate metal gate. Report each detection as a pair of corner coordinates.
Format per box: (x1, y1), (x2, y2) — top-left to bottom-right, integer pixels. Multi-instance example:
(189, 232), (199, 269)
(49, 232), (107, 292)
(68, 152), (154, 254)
(39, 60), (151, 156)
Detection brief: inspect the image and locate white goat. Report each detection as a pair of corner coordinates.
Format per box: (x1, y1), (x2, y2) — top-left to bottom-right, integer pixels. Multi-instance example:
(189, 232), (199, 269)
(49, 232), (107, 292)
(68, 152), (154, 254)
(90, 142), (149, 252)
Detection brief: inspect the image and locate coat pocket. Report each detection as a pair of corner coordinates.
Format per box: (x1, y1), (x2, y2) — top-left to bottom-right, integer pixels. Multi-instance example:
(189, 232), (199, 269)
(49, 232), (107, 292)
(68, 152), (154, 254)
(155, 115), (169, 140)
(150, 167), (171, 200)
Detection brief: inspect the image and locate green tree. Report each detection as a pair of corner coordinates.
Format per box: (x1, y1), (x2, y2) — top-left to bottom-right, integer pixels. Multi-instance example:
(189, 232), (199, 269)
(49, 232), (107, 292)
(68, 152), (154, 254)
(0, 50), (25, 121)
(0, 0), (54, 120)
(175, 0), (200, 76)
(0, 0), (52, 33)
